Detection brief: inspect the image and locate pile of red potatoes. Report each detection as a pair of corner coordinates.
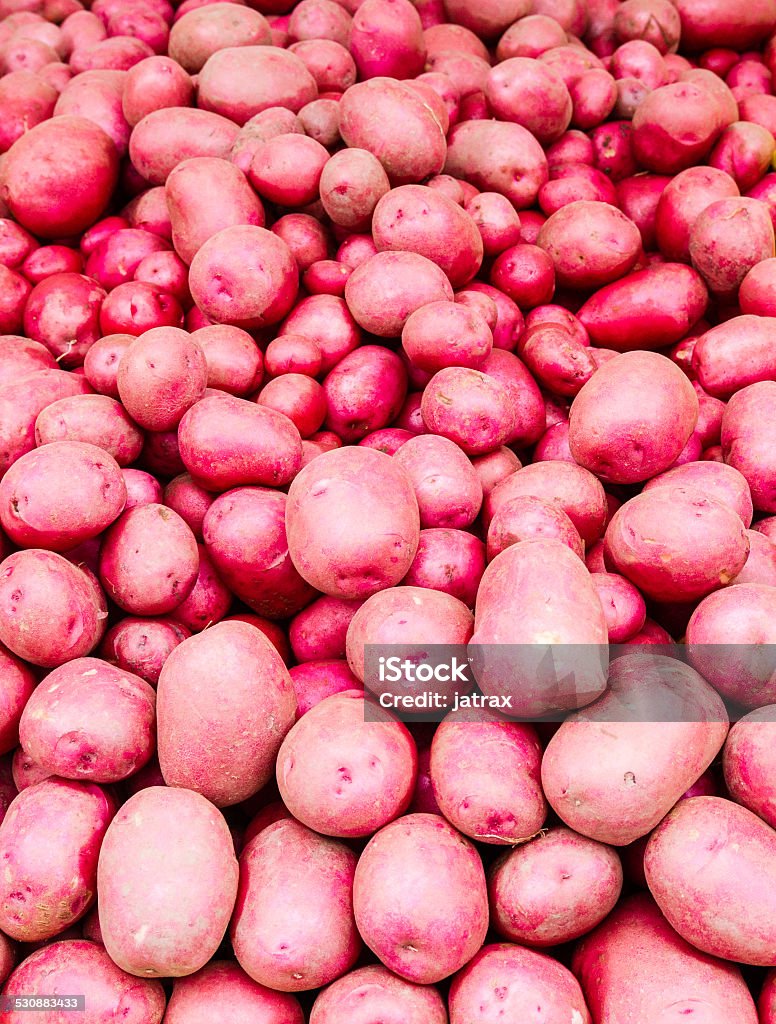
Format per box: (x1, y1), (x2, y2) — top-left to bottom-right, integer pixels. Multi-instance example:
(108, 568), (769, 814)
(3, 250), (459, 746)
(1, 0), (776, 1017)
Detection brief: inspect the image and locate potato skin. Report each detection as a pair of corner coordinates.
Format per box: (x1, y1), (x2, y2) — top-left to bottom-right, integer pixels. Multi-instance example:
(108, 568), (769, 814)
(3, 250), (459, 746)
(569, 351), (699, 484)
(0, 779), (114, 942)
(537, 200), (641, 290)
(353, 813), (489, 984)
(168, 5), (271, 73)
(572, 894), (758, 1023)
(129, 107), (240, 185)
(541, 654), (728, 845)
(286, 446), (420, 600)
(34, 394), (144, 466)
(0, 643), (35, 756)
(489, 827), (623, 946)
(724, 705), (776, 828)
(643, 460), (754, 526)
(19, 656), (156, 784)
(158, 621), (296, 806)
(645, 796), (776, 965)
(197, 47), (317, 127)
(97, 785), (239, 977)
(309, 963), (447, 1024)
(231, 819), (360, 992)
(2, 940), (166, 1024)
(444, 120), (548, 209)
(164, 960), (304, 1024)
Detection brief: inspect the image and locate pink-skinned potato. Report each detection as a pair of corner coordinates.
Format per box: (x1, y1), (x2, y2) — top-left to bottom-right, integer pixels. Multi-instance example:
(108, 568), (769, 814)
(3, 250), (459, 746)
(168, 5), (271, 73)
(577, 263), (708, 352)
(230, 819), (360, 992)
(100, 615), (189, 685)
(276, 691), (416, 838)
(157, 621), (296, 806)
(420, 367), (517, 456)
(345, 585), (473, 681)
(97, 786), (239, 977)
(643, 460), (754, 526)
(19, 657), (155, 784)
(569, 351), (699, 484)
(353, 813), (488, 984)
(323, 346), (407, 443)
(430, 713), (546, 845)
(541, 653), (728, 846)
(129, 107), (240, 185)
(572, 893), (758, 1024)
(0, 336), (56, 384)
(721, 381), (776, 513)
(309, 963), (447, 1024)
(486, 494), (584, 562)
(1, 116), (118, 237)
(164, 960), (303, 1024)
(339, 78), (446, 185)
(685, 583), (776, 707)
(0, 643), (35, 756)
(644, 796), (776, 965)
(117, 326), (207, 432)
(0, 549), (107, 668)
(0, 441), (126, 552)
(290, 595), (364, 663)
(724, 705), (776, 829)
(444, 120), (548, 209)
(632, 82), (724, 174)
(290, 660), (363, 717)
(197, 47), (317, 127)
(693, 315), (776, 399)
(604, 485), (750, 602)
(2, 940), (166, 1024)
(0, 368), (91, 480)
(470, 539), (609, 718)
(285, 446), (420, 600)
(350, 0), (424, 80)
(394, 434), (482, 529)
(34, 393), (144, 467)
(591, 571), (647, 642)
(654, 165), (740, 263)
(203, 487), (316, 619)
(673, 0), (776, 51)
(536, 200), (641, 290)
(489, 826), (623, 947)
(449, 943), (591, 1024)
(732, 529), (776, 586)
(0, 779), (114, 942)
(401, 527), (486, 608)
(179, 394), (302, 492)
(485, 461), (608, 545)
(689, 197), (775, 297)
(344, 251), (453, 337)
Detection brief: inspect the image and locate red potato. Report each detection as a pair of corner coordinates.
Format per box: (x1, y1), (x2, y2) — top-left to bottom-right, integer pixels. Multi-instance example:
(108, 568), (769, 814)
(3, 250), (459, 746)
(496, 14), (567, 61)
(486, 494), (584, 562)
(0, 440), (125, 551)
(290, 595), (363, 662)
(69, 36), (155, 73)
(203, 487), (315, 618)
(0, 779), (113, 941)
(709, 121), (775, 191)
(732, 528), (776, 585)
(164, 961), (303, 1024)
(573, 894), (758, 1023)
(485, 461), (608, 545)
(489, 826), (623, 946)
(721, 381), (776, 512)
(577, 263), (708, 351)
(122, 55), (194, 125)
(1, 116), (118, 238)
(449, 943), (591, 1024)
(490, 244), (555, 310)
(645, 796), (776, 965)
(123, 186), (173, 240)
(542, 653), (728, 845)
(291, 41), (355, 93)
(100, 616), (189, 685)
(0, 549), (107, 668)
(166, 157), (264, 265)
(11, 747), (52, 792)
(444, 120), (549, 208)
(19, 656), (155, 783)
(632, 81), (724, 173)
(0, 644), (35, 756)
(257, 374), (325, 438)
(322, 345), (407, 442)
(198, 46), (317, 126)
(655, 165), (740, 262)
(569, 351), (699, 484)
(310, 963), (446, 1024)
(349, 0), (424, 80)
(189, 225), (298, 329)
(470, 539), (608, 717)
(98, 786), (239, 977)
(686, 583), (776, 706)
(643, 460), (754, 526)
(693, 315), (776, 398)
(129, 107), (240, 185)
(689, 197), (775, 296)
(271, 213), (329, 273)
(536, 200), (641, 289)
(168, 4), (270, 72)
(231, 819), (360, 991)
(98, 503), (199, 615)
(249, 134), (329, 208)
(724, 706), (776, 828)
(614, 0), (681, 52)
(319, 148), (390, 230)
(188, 325), (262, 397)
(393, 434), (482, 529)
(605, 485), (749, 601)
(169, 543), (232, 631)
(0, 70), (58, 154)
(442, 0), (528, 36)
(158, 621), (295, 805)
(344, 250), (453, 337)
(23, 271), (106, 368)
(82, 333), (133, 398)
(401, 301), (493, 373)
(470, 446), (521, 496)
(673, 0), (776, 51)
(140, 428), (185, 477)
(421, 367), (517, 455)
(229, 107), (305, 174)
(591, 571), (647, 641)
(740, 258), (776, 317)
(117, 326), (206, 431)
(2, 941), (166, 1024)
(34, 393), (144, 466)
(178, 394), (303, 491)
(461, 284), (527, 353)
(0, 220), (37, 269)
(99, 280), (184, 337)
(401, 528), (486, 608)
(353, 813), (488, 983)
(517, 324), (596, 397)
(0, 266), (31, 335)
(465, 192), (522, 257)
(22, 244), (84, 283)
(486, 57), (572, 145)
(53, 69), (131, 157)
(290, 660), (363, 716)
(430, 714), (545, 844)
(265, 334), (322, 379)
